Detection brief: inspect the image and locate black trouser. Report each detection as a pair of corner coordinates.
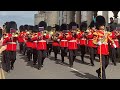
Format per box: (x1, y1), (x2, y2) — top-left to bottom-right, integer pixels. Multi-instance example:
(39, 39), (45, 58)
(27, 47), (32, 61)
(89, 47), (97, 65)
(111, 48), (118, 65)
(80, 45), (86, 62)
(19, 42), (24, 53)
(53, 46), (60, 60)
(23, 43), (27, 55)
(32, 49), (38, 64)
(2, 51), (6, 63)
(37, 50), (46, 68)
(47, 43), (52, 56)
(118, 48), (120, 60)
(61, 47), (68, 62)
(5, 51), (16, 71)
(96, 55), (109, 79)
(69, 50), (77, 67)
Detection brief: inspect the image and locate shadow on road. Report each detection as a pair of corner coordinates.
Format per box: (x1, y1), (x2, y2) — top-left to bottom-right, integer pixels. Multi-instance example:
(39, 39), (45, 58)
(49, 56), (70, 66)
(19, 54), (38, 69)
(74, 58), (90, 65)
(70, 71), (98, 79)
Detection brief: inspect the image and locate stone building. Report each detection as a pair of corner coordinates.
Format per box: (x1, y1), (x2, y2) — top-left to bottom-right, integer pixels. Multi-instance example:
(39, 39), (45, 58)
(34, 11), (119, 27)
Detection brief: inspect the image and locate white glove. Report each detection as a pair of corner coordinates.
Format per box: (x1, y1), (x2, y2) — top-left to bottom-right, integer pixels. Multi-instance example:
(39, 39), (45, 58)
(57, 39), (60, 42)
(97, 41), (102, 45)
(113, 44), (117, 48)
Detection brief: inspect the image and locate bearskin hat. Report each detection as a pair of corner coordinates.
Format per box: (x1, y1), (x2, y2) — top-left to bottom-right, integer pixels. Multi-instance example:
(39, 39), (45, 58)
(95, 16), (106, 29)
(24, 24), (29, 31)
(89, 20), (95, 29)
(60, 24), (68, 31)
(19, 25), (24, 32)
(5, 21), (17, 33)
(33, 25), (39, 33)
(28, 25), (34, 31)
(55, 24), (60, 31)
(38, 21), (47, 30)
(68, 22), (78, 30)
(47, 26), (52, 31)
(9, 21), (17, 29)
(80, 21), (87, 31)
(4, 22), (10, 33)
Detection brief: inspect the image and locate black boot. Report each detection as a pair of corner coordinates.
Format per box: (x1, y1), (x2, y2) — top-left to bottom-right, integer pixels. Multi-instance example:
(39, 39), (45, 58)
(81, 56), (84, 63)
(96, 69), (101, 79)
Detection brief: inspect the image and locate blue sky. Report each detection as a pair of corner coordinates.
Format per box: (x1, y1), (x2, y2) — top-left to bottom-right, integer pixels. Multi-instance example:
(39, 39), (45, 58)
(0, 11), (37, 28)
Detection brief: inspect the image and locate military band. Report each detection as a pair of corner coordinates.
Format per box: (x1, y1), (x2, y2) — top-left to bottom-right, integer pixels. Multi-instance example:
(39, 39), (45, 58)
(0, 16), (120, 79)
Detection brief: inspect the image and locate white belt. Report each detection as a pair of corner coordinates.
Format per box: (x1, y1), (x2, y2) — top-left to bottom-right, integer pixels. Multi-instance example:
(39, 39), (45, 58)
(61, 40), (68, 41)
(89, 39), (93, 40)
(114, 40), (119, 41)
(81, 38), (86, 40)
(33, 41), (37, 42)
(38, 40), (46, 42)
(7, 42), (17, 44)
(69, 40), (77, 42)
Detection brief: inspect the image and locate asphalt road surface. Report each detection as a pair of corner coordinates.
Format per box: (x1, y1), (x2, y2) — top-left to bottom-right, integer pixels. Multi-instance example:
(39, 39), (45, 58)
(1, 46), (120, 79)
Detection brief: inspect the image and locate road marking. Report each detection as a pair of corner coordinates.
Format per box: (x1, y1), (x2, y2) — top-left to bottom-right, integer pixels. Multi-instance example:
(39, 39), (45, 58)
(0, 60), (5, 79)
(68, 67), (86, 75)
(0, 68), (5, 79)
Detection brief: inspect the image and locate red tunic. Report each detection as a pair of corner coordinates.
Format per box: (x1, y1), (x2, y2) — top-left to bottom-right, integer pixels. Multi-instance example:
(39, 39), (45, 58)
(93, 30), (114, 55)
(77, 31), (87, 46)
(109, 31), (119, 48)
(68, 37), (78, 50)
(25, 37), (33, 48)
(18, 32), (24, 43)
(59, 32), (71, 47)
(31, 34), (38, 49)
(37, 32), (48, 50)
(86, 30), (97, 48)
(3, 33), (17, 51)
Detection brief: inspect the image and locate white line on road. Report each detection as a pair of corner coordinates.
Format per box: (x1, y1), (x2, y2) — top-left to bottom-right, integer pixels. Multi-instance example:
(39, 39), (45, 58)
(68, 67), (86, 75)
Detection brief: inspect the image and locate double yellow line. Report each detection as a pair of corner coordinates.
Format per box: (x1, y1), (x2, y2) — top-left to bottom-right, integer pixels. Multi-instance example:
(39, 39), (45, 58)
(0, 62), (5, 79)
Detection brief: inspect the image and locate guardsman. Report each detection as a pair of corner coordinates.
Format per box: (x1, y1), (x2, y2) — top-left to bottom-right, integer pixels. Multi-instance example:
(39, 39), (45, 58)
(109, 28), (119, 66)
(31, 25), (38, 65)
(59, 24), (69, 63)
(46, 26), (53, 56)
(18, 25), (24, 53)
(25, 25), (33, 61)
(37, 21), (49, 70)
(51, 25), (60, 62)
(68, 22), (78, 67)
(86, 21), (97, 66)
(117, 30), (120, 60)
(93, 16), (116, 79)
(23, 25), (29, 55)
(77, 22), (87, 63)
(2, 21), (18, 72)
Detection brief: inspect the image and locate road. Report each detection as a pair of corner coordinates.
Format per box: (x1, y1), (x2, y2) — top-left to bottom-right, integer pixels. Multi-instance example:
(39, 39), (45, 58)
(1, 47), (120, 79)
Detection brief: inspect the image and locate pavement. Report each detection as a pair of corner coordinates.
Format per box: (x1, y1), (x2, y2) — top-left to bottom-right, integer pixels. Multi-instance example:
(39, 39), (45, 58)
(1, 46), (120, 79)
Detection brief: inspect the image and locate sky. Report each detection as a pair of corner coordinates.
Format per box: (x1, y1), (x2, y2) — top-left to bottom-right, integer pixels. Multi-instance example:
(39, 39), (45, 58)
(0, 11), (37, 27)
(0, 11), (120, 28)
